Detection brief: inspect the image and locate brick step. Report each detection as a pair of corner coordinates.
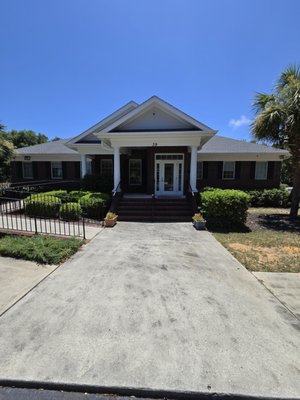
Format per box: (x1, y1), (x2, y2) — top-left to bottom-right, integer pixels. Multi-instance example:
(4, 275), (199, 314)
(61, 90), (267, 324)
(117, 197), (193, 222)
(118, 205), (191, 212)
(120, 200), (187, 207)
(118, 210), (192, 216)
(118, 215), (192, 222)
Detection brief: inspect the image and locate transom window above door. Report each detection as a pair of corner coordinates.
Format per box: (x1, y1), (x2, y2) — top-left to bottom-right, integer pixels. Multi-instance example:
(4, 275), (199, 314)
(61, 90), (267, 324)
(129, 159), (142, 185)
(155, 154), (183, 160)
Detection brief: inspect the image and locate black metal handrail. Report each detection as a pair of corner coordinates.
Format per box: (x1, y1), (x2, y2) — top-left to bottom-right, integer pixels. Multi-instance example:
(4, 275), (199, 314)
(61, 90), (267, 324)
(151, 193), (156, 222)
(112, 181), (121, 197)
(188, 183), (200, 214)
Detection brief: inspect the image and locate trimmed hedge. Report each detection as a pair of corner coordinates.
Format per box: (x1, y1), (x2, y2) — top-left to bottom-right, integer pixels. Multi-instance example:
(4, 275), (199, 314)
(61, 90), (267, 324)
(201, 189), (249, 227)
(68, 190), (89, 202)
(247, 189), (290, 207)
(24, 195), (62, 218)
(79, 193), (108, 220)
(59, 202), (82, 221)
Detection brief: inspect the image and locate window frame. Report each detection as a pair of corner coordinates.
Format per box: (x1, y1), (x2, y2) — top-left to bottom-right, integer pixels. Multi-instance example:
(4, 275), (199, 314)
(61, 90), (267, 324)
(129, 159), (142, 185)
(22, 162), (33, 179)
(197, 161), (203, 180)
(100, 159), (113, 175)
(51, 161), (63, 180)
(255, 161), (268, 180)
(222, 161), (236, 180)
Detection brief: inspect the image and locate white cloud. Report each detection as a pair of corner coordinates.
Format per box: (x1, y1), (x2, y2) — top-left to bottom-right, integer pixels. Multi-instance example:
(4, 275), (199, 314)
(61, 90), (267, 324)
(229, 115), (251, 129)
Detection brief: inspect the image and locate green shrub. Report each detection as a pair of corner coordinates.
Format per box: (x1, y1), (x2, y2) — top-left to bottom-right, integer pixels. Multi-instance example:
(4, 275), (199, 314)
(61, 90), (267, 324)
(42, 190), (70, 203)
(79, 193), (108, 220)
(247, 189), (290, 207)
(24, 195), (62, 218)
(68, 190), (89, 202)
(81, 173), (113, 194)
(201, 189), (249, 227)
(202, 186), (218, 192)
(59, 202), (82, 221)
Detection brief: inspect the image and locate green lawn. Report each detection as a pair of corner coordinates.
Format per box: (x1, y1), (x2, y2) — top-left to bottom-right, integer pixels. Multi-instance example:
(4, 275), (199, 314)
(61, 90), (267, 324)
(0, 234), (83, 264)
(214, 230), (300, 273)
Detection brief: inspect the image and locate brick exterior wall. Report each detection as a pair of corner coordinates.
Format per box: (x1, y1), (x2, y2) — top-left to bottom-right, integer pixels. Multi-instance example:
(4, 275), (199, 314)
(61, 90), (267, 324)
(10, 161), (80, 183)
(11, 159), (282, 191)
(197, 161), (281, 190)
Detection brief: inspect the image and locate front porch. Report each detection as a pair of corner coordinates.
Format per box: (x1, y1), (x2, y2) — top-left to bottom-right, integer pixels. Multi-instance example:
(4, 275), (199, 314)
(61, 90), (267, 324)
(80, 145), (199, 197)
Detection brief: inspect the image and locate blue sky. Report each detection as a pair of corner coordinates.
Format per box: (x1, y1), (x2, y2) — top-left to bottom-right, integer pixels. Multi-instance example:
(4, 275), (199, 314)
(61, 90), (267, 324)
(1, 0), (299, 141)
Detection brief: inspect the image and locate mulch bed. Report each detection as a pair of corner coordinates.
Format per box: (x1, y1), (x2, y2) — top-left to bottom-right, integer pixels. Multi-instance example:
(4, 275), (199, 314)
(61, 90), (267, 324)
(247, 212), (300, 233)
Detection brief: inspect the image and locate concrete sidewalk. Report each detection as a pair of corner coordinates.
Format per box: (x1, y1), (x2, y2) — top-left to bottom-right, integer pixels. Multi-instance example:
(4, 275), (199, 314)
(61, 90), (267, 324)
(0, 256), (57, 315)
(253, 272), (300, 320)
(0, 223), (300, 398)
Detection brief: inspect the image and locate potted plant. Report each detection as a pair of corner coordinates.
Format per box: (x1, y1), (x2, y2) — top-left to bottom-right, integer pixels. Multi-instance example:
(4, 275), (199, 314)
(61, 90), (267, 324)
(192, 213), (206, 230)
(104, 212), (118, 227)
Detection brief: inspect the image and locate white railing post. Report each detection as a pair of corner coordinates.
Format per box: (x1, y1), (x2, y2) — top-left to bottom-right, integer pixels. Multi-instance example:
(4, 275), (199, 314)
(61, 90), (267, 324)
(113, 146), (120, 191)
(190, 145), (197, 192)
(80, 154), (87, 178)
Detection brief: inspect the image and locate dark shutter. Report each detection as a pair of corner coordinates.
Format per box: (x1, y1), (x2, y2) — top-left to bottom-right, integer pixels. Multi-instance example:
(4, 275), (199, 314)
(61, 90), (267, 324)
(203, 162), (208, 179)
(235, 162), (241, 179)
(75, 162), (80, 179)
(32, 162), (39, 180)
(217, 162), (223, 179)
(46, 162), (52, 179)
(267, 161), (274, 179)
(62, 162), (67, 179)
(250, 162), (256, 179)
(16, 162), (23, 180)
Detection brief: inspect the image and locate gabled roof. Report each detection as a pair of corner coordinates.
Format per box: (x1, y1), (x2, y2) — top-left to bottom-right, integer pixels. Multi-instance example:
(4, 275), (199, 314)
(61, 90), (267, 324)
(16, 139), (78, 155)
(15, 135), (289, 157)
(199, 136), (289, 154)
(66, 100), (138, 146)
(99, 96), (214, 133)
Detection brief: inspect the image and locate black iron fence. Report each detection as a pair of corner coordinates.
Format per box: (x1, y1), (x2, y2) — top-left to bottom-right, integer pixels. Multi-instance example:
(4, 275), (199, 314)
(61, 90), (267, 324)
(0, 181), (110, 238)
(0, 196), (87, 239)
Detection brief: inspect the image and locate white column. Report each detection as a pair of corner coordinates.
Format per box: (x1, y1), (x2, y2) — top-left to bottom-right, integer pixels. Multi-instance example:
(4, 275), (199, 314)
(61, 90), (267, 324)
(80, 154), (87, 178)
(190, 145), (197, 192)
(113, 146), (120, 191)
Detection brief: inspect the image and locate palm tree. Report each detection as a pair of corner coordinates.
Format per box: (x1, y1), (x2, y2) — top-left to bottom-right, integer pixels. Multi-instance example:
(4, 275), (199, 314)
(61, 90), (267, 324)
(252, 65), (300, 219)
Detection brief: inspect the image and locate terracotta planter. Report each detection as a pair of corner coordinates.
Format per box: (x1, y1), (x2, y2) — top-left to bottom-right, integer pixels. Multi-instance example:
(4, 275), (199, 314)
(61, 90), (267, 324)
(104, 216), (118, 227)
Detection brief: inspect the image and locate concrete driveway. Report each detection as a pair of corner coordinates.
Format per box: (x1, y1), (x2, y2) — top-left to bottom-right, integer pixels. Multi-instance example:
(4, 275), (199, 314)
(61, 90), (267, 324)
(0, 223), (300, 398)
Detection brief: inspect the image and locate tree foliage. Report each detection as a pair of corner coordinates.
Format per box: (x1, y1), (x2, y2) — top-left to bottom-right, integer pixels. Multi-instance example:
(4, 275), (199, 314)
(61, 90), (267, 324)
(0, 123), (15, 181)
(252, 65), (300, 218)
(1, 129), (48, 148)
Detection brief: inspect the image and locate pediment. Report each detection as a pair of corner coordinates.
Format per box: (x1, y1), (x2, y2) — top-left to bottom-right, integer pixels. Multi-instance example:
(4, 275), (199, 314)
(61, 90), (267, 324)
(113, 106), (199, 132)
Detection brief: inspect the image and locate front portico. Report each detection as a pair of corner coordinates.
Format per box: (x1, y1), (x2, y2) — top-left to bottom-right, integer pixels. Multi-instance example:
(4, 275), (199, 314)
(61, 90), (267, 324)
(67, 96), (216, 197)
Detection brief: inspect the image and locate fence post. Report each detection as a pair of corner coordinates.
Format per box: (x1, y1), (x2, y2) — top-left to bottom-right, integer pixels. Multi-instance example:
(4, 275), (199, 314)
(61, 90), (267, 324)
(34, 215), (38, 235)
(82, 215), (86, 240)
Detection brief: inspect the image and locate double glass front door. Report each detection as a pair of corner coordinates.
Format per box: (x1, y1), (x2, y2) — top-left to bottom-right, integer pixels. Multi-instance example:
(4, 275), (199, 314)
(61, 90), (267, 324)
(155, 154), (184, 196)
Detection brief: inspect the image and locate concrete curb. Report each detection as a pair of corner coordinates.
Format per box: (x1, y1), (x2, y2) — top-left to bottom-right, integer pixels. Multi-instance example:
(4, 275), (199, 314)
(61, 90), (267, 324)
(0, 380), (299, 400)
